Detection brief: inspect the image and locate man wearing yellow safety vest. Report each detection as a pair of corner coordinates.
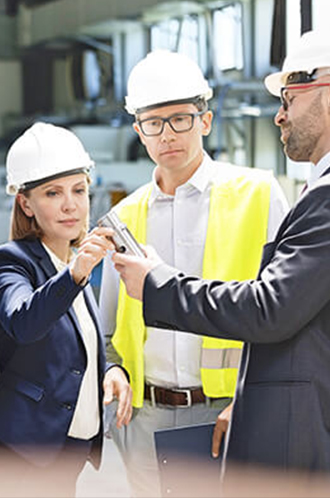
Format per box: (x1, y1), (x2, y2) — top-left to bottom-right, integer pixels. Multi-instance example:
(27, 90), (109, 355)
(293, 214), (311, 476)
(99, 50), (289, 498)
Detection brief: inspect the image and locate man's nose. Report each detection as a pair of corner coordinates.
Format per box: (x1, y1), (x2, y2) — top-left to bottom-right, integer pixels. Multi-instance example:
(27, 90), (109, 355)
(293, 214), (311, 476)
(274, 105), (287, 127)
(160, 121), (176, 141)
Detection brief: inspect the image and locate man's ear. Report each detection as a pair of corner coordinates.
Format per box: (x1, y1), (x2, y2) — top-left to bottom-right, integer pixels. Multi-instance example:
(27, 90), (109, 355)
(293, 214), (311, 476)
(133, 122), (147, 146)
(201, 110), (213, 137)
(16, 193), (34, 217)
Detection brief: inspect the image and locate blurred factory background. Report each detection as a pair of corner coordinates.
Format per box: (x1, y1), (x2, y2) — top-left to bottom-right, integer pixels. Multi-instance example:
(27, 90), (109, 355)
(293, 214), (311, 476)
(0, 0), (326, 247)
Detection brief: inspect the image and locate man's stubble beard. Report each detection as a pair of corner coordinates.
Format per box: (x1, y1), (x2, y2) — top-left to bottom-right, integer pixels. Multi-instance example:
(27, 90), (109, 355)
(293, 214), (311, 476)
(285, 93), (325, 162)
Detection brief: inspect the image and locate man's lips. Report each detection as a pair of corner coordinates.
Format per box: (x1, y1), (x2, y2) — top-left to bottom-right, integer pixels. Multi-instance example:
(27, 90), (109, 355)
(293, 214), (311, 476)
(280, 127), (290, 144)
(159, 149), (183, 156)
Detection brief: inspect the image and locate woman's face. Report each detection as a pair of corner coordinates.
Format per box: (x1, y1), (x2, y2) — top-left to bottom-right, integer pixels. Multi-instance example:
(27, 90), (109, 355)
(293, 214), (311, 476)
(18, 173), (89, 257)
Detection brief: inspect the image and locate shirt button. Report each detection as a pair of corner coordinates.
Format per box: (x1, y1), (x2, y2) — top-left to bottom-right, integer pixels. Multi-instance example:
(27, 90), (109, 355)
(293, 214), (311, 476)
(62, 403), (73, 410)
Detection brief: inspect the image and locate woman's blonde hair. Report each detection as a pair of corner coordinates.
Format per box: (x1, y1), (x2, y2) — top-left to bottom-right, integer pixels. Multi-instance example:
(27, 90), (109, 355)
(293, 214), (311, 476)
(9, 176), (90, 248)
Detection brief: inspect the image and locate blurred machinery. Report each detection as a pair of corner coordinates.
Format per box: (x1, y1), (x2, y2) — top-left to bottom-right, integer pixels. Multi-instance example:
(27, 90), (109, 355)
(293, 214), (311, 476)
(0, 0), (319, 243)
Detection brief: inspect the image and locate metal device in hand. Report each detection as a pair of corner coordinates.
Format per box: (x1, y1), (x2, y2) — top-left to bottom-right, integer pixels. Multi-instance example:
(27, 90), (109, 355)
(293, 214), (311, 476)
(98, 210), (145, 257)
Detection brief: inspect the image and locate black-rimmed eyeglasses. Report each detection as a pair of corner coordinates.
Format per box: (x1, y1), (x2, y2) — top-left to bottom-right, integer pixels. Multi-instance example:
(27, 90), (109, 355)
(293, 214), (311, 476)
(137, 111), (205, 137)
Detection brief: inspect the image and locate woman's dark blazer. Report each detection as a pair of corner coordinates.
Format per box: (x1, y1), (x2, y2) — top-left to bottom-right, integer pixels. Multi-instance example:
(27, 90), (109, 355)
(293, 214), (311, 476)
(0, 238), (109, 468)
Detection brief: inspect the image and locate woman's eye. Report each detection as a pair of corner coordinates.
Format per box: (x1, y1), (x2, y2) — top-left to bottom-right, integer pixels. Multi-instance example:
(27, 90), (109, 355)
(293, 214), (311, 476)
(75, 188), (86, 194)
(46, 191), (58, 197)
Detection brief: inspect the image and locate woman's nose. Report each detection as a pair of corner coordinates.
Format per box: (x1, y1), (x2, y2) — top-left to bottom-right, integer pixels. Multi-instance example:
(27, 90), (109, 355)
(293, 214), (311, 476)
(62, 194), (76, 211)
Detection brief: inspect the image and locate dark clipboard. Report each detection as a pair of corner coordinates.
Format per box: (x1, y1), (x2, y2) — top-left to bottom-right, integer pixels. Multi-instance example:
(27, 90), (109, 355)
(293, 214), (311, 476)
(154, 422), (222, 498)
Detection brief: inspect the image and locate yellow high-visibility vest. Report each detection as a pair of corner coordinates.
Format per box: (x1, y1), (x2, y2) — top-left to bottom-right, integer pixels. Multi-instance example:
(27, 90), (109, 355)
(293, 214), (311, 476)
(112, 170), (271, 407)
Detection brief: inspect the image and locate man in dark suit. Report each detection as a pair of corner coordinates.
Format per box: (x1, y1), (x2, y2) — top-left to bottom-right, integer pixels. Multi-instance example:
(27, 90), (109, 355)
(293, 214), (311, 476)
(112, 30), (330, 473)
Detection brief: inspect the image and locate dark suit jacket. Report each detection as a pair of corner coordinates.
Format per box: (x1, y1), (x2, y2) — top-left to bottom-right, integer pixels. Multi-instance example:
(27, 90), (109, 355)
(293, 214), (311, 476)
(143, 172), (330, 472)
(0, 238), (108, 467)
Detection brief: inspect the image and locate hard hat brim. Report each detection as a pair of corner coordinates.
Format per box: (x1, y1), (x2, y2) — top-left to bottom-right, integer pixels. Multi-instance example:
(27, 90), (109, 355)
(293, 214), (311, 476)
(126, 89), (213, 115)
(264, 71), (287, 97)
(130, 94), (213, 115)
(7, 166), (93, 195)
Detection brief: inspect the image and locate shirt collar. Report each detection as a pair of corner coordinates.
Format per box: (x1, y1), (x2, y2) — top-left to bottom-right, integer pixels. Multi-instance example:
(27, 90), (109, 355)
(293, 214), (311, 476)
(148, 151), (214, 206)
(309, 151), (330, 187)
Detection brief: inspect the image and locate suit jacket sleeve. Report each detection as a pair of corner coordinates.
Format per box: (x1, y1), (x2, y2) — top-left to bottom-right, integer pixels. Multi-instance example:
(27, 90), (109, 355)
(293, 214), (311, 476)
(143, 181), (330, 344)
(0, 245), (83, 345)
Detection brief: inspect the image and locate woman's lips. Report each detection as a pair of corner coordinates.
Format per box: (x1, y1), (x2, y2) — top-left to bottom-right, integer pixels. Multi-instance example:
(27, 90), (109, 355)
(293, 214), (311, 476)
(59, 219), (79, 226)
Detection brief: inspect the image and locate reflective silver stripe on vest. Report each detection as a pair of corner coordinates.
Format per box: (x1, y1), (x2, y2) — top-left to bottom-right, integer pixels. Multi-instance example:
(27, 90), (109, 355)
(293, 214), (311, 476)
(201, 348), (242, 369)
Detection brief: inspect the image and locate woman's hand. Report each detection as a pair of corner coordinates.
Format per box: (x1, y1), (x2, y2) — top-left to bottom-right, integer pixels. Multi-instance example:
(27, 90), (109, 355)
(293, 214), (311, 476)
(103, 366), (133, 428)
(212, 402), (233, 458)
(70, 227), (115, 285)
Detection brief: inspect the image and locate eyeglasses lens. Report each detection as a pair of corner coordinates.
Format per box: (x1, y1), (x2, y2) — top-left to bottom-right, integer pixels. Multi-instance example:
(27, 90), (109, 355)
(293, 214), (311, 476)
(139, 114), (195, 136)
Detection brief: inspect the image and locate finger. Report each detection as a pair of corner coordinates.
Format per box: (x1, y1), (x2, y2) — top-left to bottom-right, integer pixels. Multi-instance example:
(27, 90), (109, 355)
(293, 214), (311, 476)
(79, 234), (113, 252)
(122, 403), (133, 427)
(76, 252), (106, 273)
(115, 387), (130, 427)
(91, 226), (115, 239)
(112, 251), (136, 265)
(113, 263), (126, 278)
(212, 419), (225, 458)
(121, 388), (133, 426)
(116, 385), (133, 428)
(143, 245), (156, 257)
(78, 243), (107, 258)
(103, 383), (114, 405)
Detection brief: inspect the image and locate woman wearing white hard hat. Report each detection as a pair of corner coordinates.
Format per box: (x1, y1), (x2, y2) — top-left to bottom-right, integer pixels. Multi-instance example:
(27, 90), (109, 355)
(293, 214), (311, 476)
(0, 122), (132, 498)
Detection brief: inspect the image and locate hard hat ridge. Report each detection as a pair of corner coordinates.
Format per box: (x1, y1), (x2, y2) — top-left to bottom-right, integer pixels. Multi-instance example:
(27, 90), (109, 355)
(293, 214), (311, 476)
(6, 122), (94, 195)
(265, 30), (330, 96)
(125, 50), (213, 114)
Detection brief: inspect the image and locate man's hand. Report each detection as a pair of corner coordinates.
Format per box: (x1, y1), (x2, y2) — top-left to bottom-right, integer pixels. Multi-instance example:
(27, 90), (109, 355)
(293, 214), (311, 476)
(112, 245), (162, 301)
(212, 402), (233, 458)
(103, 366), (133, 429)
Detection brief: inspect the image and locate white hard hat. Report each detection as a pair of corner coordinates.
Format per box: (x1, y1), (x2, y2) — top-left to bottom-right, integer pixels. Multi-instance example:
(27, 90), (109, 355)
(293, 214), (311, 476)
(125, 50), (213, 114)
(6, 122), (94, 195)
(265, 30), (330, 96)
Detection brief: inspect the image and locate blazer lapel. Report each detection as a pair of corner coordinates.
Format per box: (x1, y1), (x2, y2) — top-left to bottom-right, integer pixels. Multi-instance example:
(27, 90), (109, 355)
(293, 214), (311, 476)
(27, 240), (103, 356)
(321, 166), (330, 178)
(27, 239), (57, 279)
(27, 239), (86, 343)
(83, 285), (105, 348)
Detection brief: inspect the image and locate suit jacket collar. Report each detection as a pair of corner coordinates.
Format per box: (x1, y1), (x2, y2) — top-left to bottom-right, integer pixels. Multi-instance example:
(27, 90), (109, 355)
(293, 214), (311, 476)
(21, 238), (105, 372)
(22, 238), (103, 336)
(22, 238), (57, 279)
(321, 166), (330, 178)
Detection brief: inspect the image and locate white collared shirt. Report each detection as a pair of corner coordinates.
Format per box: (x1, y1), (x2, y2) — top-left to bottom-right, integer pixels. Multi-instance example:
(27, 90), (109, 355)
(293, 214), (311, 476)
(43, 244), (100, 439)
(100, 153), (289, 389)
(308, 151), (330, 188)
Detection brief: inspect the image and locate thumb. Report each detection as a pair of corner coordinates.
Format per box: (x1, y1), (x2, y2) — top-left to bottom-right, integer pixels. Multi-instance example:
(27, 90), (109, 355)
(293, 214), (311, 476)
(103, 382), (114, 405)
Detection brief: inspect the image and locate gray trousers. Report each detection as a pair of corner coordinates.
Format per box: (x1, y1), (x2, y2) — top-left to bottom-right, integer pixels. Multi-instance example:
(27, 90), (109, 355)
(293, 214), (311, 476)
(105, 398), (231, 498)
